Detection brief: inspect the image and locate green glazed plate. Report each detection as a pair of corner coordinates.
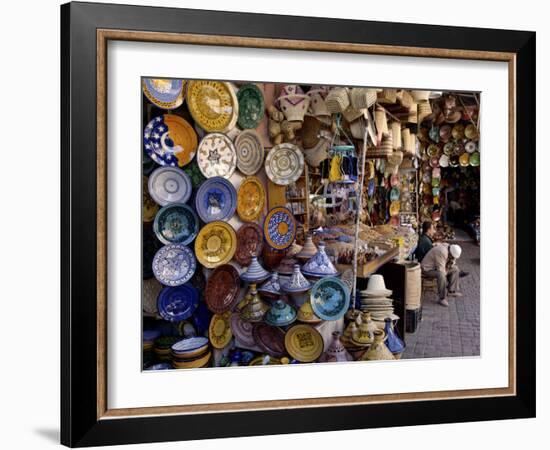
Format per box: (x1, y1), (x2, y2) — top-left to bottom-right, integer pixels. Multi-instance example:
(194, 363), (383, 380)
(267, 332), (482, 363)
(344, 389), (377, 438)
(237, 84), (265, 129)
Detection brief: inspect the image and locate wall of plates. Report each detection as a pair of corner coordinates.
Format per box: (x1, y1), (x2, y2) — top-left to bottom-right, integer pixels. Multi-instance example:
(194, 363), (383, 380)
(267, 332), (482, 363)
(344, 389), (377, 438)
(141, 79), (479, 370)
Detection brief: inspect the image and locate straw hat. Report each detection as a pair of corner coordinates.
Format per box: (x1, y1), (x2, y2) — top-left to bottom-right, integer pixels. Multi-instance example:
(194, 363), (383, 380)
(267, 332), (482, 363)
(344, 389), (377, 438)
(360, 274), (392, 297)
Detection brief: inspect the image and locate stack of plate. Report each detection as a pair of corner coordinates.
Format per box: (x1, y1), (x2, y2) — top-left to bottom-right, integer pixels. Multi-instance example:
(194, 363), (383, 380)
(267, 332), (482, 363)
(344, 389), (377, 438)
(154, 336), (181, 362)
(358, 294), (395, 321)
(171, 337), (211, 369)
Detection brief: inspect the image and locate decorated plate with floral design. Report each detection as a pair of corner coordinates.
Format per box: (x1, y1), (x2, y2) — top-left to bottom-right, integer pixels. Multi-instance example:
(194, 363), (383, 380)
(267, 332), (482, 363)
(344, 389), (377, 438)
(237, 176), (265, 222)
(194, 221), (237, 268)
(152, 244), (197, 286)
(263, 207), (296, 250)
(196, 133), (237, 179)
(284, 324), (324, 363)
(264, 143), (304, 185)
(153, 203), (199, 245)
(187, 81), (238, 133)
(235, 130), (265, 175)
(142, 78), (186, 109)
(195, 176), (237, 223)
(143, 115), (198, 167)
(236, 84), (265, 129)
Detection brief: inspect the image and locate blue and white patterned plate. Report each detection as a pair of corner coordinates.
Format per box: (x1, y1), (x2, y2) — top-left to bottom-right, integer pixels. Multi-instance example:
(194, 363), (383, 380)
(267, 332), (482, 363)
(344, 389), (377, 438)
(148, 167), (192, 206)
(157, 284), (199, 322)
(144, 362), (173, 371)
(263, 207), (296, 250)
(142, 78), (185, 109)
(152, 244), (197, 286)
(153, 203), (199, 245)
(310, 277), (350, 321)
(194, 176), (237, 223)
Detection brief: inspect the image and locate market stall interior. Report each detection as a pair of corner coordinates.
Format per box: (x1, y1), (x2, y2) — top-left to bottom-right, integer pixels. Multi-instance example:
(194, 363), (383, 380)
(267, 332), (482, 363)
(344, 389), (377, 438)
(142, 79), (481, 370)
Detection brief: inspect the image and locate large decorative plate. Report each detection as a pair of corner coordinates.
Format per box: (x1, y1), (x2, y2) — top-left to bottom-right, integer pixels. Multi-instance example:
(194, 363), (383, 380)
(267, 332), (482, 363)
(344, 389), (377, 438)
(187, 81), (238, 133)
(196, 133), (237, 179)
(237, 176), (265, 222)
(142, 176), (159, 222)
(208, 311), (233, 349)
(148, 167), (192, 206)
(263, 207), (296, 250)
(205, 264), (241, 313)
(230, 313), (256, 348)
(152, 244), (197, 286)
(195, 177), (237, 223)
(234, 223), (264, 266)
(157, 284), (199, 322)
(142, 78), (185, 110)
(284, 324), (324, 363)
(236, 84), (265, 129)
(195, 221), (237, 268)
(310, 277), (350, 321)
(153, 203), (199, 245)
(252, 323), (287, 358)
(171, 336), (209, 357)
(235, 130), (265, 175)
(265, 143), (304, 185)
(143, 115), (198, 167)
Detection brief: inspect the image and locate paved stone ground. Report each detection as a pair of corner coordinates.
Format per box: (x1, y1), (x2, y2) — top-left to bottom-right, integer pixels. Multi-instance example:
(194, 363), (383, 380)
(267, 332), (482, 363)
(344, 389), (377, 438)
(402, 239), (480, 359)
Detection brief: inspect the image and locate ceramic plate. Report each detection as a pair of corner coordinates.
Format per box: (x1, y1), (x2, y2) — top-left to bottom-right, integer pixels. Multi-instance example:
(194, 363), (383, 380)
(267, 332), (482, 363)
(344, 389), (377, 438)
(265, 143), (304, 185)
(195, 176), (237, 223)
(235, 130), (265, 175)
(195, 221), (237, 268)
(187, 80), (238, 133)
(470, 151), (480, 166)
(389, 201), (401, 216)
(231, 312), (257, 348)
(237, 176), (265, 222)
(157, 284), (199, 322)
(152, 244), (197, 286)
(196, 133), (237, 179)
(284, 324), (324, 362)
(465, 141), (477, 153)
(389, 187), (400, 202)
(459, 152), (470, 167)
(208, 311), (233, 349)
(148, 166), (192, 206)
(171, 336), (209, 355)
(263, 207), (296, 250)
(310, 277), (350, 321)
(142, 78), (185, 110)
(144, 115), (198, 167)
(237, 84), (265, 129)
(142, 176), (159, 222)
(153, 203), (199, 245)
(234, 223), (264, 266)
(205, 264), (241, 313)
(252, 323), (287, 358)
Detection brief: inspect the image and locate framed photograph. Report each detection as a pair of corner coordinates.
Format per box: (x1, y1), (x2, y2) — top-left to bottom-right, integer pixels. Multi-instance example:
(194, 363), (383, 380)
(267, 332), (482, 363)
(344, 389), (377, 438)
(61, 1), (535, 447)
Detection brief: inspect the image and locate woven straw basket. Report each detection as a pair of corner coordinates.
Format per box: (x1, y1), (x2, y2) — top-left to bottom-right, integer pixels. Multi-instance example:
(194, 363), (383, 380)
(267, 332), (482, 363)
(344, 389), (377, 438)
(325, 87), (350, 113)
(377, 88), (397, 104)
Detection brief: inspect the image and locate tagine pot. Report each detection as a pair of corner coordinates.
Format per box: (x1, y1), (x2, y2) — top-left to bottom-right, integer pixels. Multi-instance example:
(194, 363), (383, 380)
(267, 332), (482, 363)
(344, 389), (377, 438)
(319, 331), (353, 363)
(361, 330), (395, 361)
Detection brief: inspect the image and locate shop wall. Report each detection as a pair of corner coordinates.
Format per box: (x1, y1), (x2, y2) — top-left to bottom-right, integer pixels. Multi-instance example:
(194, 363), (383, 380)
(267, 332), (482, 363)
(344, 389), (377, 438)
(0, 0), (546, 449)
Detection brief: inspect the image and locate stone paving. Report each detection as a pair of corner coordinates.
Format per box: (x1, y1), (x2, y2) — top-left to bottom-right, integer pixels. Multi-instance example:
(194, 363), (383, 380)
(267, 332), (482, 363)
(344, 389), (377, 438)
(402, 239), (480, 359)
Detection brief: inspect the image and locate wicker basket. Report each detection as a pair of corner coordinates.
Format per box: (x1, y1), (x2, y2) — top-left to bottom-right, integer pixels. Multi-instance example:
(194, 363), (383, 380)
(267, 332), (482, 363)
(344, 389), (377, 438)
(396, 89), (413, 109)
(350, 88), (377, 109)
(325, 87), (350, 113)
(377, 88), (397, 104)
(390, 121), (402, 149)
(374, 106), (388, 135)
(402, 262), (422, 309)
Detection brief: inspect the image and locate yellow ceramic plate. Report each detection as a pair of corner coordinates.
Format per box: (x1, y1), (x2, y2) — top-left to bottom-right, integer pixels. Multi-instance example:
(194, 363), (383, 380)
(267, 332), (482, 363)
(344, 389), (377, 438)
(162, 114), (198, 167)
(194, 221), (237, 268)
(208, 311), (233, 349)
(237, 176), (265, 222)
(187, 81), (238, 133)
(142, 176), (159, 222)
(284, 324), (324, 363)
(459, 152), (470, 167)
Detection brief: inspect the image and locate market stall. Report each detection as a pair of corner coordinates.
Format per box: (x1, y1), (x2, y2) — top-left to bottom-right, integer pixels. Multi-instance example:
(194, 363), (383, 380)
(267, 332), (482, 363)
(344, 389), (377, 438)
(141, 80), (479, 369)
